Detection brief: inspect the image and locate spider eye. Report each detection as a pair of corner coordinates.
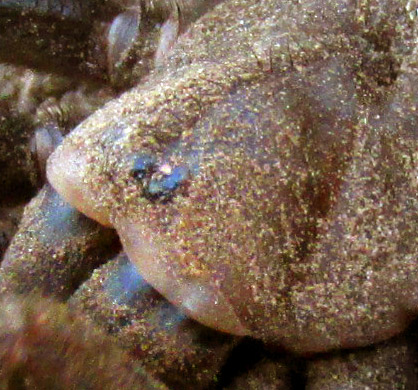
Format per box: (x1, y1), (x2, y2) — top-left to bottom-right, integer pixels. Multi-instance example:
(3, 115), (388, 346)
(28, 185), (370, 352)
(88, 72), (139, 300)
(131, 154), (157, 180)
(145, 166), (189, 201)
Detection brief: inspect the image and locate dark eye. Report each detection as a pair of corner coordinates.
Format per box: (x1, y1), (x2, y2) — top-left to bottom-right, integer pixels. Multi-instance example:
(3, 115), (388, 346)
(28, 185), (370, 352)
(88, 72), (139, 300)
(131, 154), (157, 180)
(145, 166), (189, 201)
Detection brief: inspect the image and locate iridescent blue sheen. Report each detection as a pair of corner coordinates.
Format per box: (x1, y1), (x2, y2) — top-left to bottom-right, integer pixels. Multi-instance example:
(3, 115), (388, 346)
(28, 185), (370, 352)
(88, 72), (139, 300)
(105, 261), (152, 305)
(132, 154), (156, 180)
(147, 166), (189, 199)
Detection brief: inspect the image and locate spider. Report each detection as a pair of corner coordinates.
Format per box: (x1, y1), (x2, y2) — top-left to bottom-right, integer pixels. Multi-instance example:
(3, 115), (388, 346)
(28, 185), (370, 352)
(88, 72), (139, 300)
(0, 0), (417, 389)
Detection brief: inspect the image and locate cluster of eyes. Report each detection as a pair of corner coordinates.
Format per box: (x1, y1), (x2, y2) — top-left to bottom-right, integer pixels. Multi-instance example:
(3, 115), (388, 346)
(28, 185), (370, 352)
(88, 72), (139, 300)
(131, 154), (189, 201)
